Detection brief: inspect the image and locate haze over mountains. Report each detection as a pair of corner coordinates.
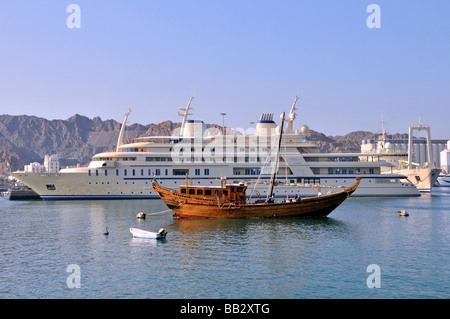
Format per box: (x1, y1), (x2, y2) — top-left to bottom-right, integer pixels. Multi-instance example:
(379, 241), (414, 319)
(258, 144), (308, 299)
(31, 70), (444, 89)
(0, 113), (409, 174)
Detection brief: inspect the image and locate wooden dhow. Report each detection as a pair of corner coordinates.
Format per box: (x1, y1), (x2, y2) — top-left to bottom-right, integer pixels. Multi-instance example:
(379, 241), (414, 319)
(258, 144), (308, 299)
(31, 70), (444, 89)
(151, 177), (360, 219)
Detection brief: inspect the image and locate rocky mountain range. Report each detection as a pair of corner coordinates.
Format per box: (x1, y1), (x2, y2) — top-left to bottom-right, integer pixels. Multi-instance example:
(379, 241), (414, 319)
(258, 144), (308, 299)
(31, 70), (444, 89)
(0, 113), (409, 174)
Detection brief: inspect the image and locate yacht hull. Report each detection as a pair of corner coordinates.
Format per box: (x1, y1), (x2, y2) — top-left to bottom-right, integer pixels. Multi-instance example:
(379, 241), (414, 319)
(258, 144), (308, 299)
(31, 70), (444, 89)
(11, 171), (420, 200)
(397, 168), (441, 193)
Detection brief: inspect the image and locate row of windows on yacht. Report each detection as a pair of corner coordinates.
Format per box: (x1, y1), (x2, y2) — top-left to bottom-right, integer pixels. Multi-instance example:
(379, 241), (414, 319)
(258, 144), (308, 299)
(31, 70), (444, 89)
(87, 166), (374, 178)
(328, 168), (375, 174)
(304, 156), (359, 162)
(98, 155), (365, 163)
(96, 156), (274, 163)
(88, 168), (211, 177)
(87, 167), (265, 177)
(120, 146), (272, 153)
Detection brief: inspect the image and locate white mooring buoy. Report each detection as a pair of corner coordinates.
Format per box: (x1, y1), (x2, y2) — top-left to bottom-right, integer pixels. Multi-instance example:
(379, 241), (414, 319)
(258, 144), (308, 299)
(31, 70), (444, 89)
(136, 212), (146, 219)
(396, 210), (409, 217)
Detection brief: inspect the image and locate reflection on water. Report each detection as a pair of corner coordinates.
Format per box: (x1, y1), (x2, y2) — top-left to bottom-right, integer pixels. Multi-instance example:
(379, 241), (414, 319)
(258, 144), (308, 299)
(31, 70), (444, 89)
(166, 217), (361, 298)
(172, 217), (354, 248)
(130, 237), (165, 247)
(1, 194), (449, 298)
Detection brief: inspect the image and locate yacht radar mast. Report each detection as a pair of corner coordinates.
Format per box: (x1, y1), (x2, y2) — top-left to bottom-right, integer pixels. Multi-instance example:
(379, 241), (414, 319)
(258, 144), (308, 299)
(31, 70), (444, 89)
(178, 97), (194, 135)
(116, 109), (131, 152)
(286, 96), (298, 134)
(378, 112), (387, 150)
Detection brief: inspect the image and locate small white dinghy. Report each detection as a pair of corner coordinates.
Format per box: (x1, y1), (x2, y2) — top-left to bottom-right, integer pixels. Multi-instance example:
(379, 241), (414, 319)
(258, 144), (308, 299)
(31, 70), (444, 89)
(130, 227), (168, 239)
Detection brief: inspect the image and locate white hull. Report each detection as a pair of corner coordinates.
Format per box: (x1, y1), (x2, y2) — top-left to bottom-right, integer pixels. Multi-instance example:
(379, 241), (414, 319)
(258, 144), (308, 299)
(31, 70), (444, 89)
(396, 167), (441, 192)
(11, 169), (419, 200)
(130, 228), (167, 239)
(437, 176), (450, 187)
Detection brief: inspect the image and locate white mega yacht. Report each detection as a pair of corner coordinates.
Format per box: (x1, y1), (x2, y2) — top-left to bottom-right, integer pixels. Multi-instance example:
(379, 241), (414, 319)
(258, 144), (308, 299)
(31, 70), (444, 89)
(12, 98), (420, 200)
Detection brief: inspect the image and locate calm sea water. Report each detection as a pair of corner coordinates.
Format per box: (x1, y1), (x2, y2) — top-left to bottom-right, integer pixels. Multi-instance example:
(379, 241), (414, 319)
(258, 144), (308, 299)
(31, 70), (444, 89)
(1, 189), (449, 299)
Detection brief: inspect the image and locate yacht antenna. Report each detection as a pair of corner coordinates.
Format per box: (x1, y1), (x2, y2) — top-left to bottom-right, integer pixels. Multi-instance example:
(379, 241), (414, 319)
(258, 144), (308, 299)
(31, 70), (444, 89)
(178, 97), (194, 135)
(286, 96), (298, 134)
(116, 109), (131, 152)
(380, 112), (386, 149)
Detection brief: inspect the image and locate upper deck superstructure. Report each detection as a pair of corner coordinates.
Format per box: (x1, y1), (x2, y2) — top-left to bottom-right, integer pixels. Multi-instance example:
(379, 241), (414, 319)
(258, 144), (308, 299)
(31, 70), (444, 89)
(11, 97), (420, 199)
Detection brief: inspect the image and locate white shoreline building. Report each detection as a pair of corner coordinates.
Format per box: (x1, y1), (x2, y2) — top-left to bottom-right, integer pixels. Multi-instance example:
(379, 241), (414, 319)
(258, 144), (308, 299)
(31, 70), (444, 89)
(440, 141), (450, 175)
(23, 155), (60, 174)
(44, 155), (60, 173)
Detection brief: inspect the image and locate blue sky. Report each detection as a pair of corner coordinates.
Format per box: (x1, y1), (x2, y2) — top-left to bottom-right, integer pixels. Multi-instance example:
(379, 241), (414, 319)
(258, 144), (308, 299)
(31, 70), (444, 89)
(0, 1), (449, 138)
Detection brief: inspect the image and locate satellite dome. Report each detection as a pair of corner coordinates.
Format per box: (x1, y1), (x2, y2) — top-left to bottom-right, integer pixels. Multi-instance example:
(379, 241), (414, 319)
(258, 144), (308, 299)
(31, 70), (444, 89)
(300, 125), (309, 135)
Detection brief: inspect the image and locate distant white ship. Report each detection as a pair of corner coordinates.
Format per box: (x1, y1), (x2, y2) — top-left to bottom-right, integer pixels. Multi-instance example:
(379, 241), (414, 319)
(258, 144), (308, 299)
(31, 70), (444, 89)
(437, 141), (450, 187)
(12, 97), (420, 200)
(437, 176), (450, 187)
(361, 115), (441, 192)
